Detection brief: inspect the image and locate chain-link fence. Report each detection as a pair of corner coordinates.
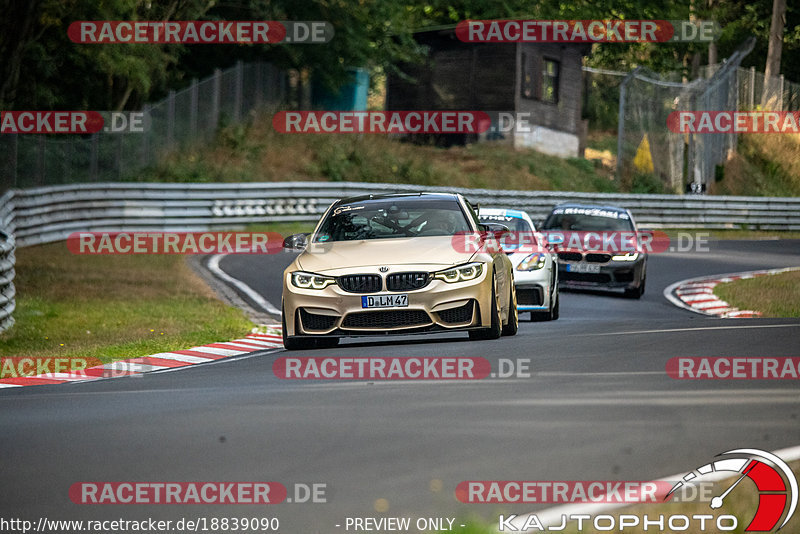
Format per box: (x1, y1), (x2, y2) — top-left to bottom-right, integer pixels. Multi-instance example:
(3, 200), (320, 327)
(0, 62), (286, 191)
(613, 39), (759, 194)
(735, 65), (800, 112)
(582, 67), (628, 132)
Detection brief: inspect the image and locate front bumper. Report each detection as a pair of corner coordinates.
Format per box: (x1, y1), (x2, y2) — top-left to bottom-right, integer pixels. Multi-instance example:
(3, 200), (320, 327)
(557, 257), (646, 292)
(282, 267), (495, 337)
(510, 253), (553, 312)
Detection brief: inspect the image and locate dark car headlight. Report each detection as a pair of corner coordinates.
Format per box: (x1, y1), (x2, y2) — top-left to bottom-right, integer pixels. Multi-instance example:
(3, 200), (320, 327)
(611, 252), (639, 261)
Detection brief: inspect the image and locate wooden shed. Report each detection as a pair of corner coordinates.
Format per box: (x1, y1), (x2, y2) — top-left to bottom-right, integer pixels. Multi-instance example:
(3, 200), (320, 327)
(386, 27), (590, 157)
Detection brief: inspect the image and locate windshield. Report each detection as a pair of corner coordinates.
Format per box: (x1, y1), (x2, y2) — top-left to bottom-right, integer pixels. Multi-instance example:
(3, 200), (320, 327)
(314, 197), (472, 242)
(478, 215), (533, 233)
(541, 208), (634, 232)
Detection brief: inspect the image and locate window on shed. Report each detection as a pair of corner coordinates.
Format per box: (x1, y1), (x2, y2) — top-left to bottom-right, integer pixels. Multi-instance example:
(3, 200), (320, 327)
(541, 58), (560, 104)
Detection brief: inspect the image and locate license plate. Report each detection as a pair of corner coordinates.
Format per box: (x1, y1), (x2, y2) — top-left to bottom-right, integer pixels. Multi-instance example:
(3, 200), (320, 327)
(566, 263), (601, 274)
(362, 294), (408, 308)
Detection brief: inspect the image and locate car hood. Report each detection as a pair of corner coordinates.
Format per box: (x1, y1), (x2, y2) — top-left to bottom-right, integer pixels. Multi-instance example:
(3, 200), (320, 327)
(297, 236), (476, 273)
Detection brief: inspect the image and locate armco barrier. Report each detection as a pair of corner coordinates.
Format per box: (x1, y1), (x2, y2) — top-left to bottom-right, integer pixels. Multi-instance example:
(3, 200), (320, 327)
(0, 181), (798, 332)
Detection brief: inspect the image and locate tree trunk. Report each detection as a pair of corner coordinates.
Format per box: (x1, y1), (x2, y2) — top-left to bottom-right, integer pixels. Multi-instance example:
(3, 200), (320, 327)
(762, 0), (786, 107)
(0, 0), (43, 108)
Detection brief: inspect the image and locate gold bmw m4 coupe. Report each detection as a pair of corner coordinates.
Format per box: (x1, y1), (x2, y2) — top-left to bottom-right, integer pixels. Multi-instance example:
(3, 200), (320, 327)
(281, 193), (518, 350)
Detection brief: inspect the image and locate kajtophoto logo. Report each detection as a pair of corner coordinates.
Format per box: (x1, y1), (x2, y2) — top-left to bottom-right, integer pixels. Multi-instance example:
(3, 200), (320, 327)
(493, 449), (797, 532)
(666, 448), (797, 532)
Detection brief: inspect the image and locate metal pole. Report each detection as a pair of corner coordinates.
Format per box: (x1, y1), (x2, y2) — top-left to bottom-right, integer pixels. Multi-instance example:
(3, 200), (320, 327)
(37, 136), (46, 186)
(167, 90), (176, 147)
(10, 134), (17, 188)
(234, 60), (243, 122)
(212, 68), (221, 129)
(616, 67), (640, 181)
(116, 135), (123, 179)
(190, 78), (198, 134)
(90, 135), (98, 181)
(142, 104), (151, 165)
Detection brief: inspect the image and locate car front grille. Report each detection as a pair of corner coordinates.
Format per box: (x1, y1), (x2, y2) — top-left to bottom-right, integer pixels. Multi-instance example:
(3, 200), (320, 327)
(585, 253), (612, 263)
(342, 310), (431, 329)
(386, 272), (430, 291)
(337, 274), (382, 293)
(561, 272), (612, 284)
(299, 309), (338, 331)
(557, 251), (583, 262)
(517, 286), (544, 306)
(437, 301), (474, 324)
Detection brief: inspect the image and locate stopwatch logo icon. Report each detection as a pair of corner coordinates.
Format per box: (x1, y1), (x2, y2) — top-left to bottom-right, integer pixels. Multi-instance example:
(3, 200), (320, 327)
(667, 448), (797, 531)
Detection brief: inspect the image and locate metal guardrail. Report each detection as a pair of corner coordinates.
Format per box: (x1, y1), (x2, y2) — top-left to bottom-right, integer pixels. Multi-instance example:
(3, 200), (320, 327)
(0, 202), (16, 333)
(0, 181), (798, 332)
(3, 182), (800, 246)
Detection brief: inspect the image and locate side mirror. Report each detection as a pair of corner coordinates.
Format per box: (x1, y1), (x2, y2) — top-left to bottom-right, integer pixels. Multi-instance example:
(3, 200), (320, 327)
(480, 223), (510, 238)
(283, 233), (308, 251)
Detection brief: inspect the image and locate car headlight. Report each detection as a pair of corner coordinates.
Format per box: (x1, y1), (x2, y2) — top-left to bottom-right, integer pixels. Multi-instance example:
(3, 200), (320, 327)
(517, 253), (546, 271)
(290, 271), (336, 290)
(434, 262), (484, 283)
(611, 252), (639, 261)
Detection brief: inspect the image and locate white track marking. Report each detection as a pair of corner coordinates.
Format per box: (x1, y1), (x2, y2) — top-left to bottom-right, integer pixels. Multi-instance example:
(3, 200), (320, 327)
(589, 324), (800, 336)
(207, 254), (282, 315)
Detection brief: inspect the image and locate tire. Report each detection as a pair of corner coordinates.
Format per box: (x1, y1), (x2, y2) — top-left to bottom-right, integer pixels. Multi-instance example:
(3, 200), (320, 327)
(502, 281), (518, 336)
(469, 272), (502, 341)
(624, 276), (645, 299)
(551, 289), (559, 320)
(281, 304), (317, 351)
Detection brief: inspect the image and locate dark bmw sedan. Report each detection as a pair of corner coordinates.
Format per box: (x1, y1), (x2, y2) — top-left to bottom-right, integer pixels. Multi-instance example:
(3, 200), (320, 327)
(539, 203), (647, 298)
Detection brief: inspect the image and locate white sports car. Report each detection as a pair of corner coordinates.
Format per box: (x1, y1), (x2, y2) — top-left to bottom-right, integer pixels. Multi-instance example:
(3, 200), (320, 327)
(478, 208), (559, 321)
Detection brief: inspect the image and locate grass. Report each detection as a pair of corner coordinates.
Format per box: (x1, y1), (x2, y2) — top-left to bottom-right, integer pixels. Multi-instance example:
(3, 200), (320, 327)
(712, 133), (800, 196)
(0, 242), (254, 364)
(435, 460), (800, 534)
(133, 111), (800, 198)
(138, 111), (620, 192)
(714, 269), (800, 318)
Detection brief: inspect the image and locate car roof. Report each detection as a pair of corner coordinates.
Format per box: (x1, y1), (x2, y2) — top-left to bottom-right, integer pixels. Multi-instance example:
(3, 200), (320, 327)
(551, 202), (629, 214)
(478, 208), (529, 219)
(334, 192), (461, 205)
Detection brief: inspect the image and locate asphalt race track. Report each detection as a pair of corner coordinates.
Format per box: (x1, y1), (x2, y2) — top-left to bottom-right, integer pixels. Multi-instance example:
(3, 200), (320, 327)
(1, 238), (799, 532)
